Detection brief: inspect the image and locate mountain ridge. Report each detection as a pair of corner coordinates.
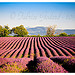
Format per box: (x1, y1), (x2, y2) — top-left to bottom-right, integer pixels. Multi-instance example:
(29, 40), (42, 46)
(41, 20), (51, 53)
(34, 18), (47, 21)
(27, 26), (75, 35)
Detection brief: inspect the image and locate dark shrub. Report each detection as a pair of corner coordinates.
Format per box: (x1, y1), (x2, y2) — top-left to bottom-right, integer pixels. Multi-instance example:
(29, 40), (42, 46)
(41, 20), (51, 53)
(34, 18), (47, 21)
(59, 32), (68, 36)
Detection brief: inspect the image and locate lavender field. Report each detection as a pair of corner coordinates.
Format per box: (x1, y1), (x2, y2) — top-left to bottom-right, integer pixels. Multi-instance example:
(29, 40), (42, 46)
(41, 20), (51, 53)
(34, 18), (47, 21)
(0, 37), (75, 73)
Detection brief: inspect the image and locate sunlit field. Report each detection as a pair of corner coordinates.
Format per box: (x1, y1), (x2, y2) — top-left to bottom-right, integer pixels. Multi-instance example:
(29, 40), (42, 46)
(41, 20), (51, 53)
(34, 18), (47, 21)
(0, 37), (75, 73)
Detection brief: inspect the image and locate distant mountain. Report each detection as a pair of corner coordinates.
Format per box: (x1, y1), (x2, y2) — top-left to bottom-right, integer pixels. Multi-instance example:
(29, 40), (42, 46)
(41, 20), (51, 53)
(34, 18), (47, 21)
(27, 26), (75, 35)
(27, 26), (47, 35)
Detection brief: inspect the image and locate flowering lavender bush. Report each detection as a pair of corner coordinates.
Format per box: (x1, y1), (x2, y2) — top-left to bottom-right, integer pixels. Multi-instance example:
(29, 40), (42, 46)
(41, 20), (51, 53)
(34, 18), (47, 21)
(50, 56), (75, 72)
(0, 58), (32, 73)
(27, 57), (68, 73)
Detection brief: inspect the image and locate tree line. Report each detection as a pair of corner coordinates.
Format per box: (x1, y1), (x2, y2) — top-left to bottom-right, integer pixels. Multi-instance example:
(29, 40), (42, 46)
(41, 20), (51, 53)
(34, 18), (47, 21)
(0, 25), (28, 37)
(0, 25), (75, 37)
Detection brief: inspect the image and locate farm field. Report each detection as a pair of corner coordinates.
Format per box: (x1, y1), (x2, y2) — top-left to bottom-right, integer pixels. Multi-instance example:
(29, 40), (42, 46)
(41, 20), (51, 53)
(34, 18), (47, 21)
(0, 37), (75, 73)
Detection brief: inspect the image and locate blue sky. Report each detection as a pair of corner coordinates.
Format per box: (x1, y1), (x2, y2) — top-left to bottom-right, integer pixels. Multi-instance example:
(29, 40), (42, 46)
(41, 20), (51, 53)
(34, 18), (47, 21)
(0, 2), (75, 29)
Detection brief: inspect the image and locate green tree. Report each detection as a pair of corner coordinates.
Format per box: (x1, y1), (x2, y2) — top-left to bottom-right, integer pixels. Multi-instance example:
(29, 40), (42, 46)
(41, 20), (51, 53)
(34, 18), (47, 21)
(0, 25), (10, 37)
(68, 34), (75, 37)
(0, 25), (2, 29)
(59, 32), (68, 36)
(0, 25), (2, 36)
(13, 25), (28, 37)
(4, 25), (11, 34)
(4, 25), (9, 30)
(0, 28), (9, 37)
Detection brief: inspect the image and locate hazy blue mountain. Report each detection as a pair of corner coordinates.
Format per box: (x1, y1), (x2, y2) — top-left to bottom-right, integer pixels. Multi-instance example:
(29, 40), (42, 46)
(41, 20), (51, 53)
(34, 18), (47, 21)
(27, 27), (47, 35)
(27, 26), (75, 35)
